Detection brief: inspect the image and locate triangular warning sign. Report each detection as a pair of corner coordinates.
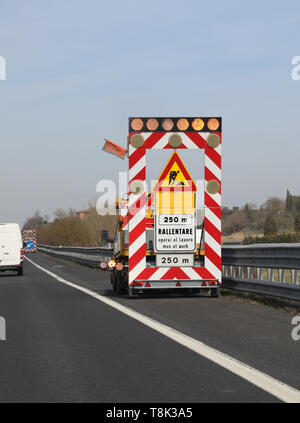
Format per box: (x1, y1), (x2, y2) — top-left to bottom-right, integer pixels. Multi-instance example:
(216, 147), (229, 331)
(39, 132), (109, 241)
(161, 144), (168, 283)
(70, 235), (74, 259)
(153, 152), (197, 192)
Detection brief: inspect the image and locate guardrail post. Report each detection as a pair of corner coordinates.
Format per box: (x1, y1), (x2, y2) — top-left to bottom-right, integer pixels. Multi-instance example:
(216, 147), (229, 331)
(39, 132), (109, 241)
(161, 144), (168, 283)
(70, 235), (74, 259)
(279, 269), (285, 283)
(292, 269), (298, 285)
(247, 267), (251, 279)
(238, 266), (242, 278)
(257, 267), (262, 280)
(268, 268), (274, 282)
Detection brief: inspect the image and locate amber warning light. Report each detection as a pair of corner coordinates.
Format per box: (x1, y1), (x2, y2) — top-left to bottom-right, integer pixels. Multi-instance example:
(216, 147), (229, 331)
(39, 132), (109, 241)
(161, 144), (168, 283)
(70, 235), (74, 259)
(102, 139), (127, 159)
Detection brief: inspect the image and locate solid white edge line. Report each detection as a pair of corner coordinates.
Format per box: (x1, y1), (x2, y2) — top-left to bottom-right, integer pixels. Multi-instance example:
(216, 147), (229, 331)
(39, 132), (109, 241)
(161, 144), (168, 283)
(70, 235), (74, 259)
(25, 256), (300, 403)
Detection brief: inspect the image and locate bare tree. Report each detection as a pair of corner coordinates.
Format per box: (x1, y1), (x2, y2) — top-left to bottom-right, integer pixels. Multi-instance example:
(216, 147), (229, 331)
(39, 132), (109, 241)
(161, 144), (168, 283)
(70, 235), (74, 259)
(263, 197), (285, 216)
(22, 211), (43, 231)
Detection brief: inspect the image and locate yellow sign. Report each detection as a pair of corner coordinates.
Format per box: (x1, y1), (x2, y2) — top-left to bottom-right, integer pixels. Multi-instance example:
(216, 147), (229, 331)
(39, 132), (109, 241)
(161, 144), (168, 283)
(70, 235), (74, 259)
(153, 153), (197, 215)
(155, 191), (195, 214)
(153, 152), (197, 193)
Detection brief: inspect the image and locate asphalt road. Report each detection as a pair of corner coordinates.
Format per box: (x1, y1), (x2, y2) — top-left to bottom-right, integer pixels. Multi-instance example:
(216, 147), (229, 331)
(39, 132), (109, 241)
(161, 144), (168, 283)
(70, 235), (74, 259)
(0, 252), (299, 403)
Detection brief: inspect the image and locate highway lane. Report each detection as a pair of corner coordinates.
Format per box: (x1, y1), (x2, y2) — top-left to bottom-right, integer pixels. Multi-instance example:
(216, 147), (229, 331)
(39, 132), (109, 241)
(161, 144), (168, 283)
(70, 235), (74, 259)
(31, 252), (300, 392)
(0, 253), (298, 403)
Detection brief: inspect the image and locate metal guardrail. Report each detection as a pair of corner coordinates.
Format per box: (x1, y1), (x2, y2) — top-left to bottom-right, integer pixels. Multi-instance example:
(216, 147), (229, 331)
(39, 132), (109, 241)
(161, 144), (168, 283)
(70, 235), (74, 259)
(222, 243), (300, 301)
(38, 243), (300, 301)
(222, 277), (300, 301)
(38, 245), (114, 268)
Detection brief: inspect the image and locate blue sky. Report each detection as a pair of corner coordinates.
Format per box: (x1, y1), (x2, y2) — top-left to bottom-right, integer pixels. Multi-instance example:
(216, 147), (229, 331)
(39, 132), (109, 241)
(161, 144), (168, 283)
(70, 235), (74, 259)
(0, 0), (300, 225)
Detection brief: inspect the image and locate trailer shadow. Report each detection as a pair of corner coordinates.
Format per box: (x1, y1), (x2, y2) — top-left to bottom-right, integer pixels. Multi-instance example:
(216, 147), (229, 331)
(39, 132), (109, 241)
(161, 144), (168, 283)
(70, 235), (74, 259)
(94, 288), (215, 301)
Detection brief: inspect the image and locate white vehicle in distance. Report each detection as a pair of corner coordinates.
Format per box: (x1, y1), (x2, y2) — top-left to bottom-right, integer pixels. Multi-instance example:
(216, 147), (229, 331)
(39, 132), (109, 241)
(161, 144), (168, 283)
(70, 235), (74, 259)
(0, 223), (24, 276)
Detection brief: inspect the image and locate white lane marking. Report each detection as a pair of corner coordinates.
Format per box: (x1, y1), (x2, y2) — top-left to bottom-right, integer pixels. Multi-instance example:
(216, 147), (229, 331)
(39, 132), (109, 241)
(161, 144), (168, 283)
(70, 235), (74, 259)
(25, 256), (300, 403)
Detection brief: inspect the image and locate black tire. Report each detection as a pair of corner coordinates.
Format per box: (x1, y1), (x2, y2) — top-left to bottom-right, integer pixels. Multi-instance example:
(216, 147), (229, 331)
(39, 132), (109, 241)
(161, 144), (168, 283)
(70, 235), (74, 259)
(17, 267), (23, 276)
(116, 272), (126, 295)
(210, 288), (219, 297)
(128, 286), (137, 299)
(111, 272), (117, 291)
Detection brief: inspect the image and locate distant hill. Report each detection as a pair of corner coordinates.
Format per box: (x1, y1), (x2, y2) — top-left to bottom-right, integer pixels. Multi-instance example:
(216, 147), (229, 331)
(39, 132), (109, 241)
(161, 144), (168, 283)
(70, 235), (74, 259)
(222, 191), (300, 243)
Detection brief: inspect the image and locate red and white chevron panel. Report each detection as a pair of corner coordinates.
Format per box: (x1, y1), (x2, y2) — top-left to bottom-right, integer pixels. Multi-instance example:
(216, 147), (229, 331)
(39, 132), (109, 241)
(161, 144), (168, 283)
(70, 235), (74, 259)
(128, 131), (222, 287)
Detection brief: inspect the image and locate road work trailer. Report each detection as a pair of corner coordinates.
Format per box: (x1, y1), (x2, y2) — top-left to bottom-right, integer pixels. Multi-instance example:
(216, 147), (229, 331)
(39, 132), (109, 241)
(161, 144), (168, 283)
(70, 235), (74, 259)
(101, 117), (222, 298)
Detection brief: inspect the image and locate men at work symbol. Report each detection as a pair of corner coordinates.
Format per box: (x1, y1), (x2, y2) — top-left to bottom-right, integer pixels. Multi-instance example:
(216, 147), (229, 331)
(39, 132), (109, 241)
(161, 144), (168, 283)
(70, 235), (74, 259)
(168, 170), (185, 186)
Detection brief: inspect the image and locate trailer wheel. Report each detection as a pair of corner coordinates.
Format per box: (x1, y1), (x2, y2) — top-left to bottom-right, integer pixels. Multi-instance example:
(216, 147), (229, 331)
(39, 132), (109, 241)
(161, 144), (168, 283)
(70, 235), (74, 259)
(211, 288), (219, 298)
(116, 272), (126, 295)
(111, 272), (117, 291)
(128, 286), (138, 299)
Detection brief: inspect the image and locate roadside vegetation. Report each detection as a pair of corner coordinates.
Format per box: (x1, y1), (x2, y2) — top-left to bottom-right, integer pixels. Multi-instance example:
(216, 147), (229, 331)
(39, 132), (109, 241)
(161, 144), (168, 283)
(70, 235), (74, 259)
(22, 190), (300, 246)
(22, 208), (117, 247)
(222, 190), (300, 244)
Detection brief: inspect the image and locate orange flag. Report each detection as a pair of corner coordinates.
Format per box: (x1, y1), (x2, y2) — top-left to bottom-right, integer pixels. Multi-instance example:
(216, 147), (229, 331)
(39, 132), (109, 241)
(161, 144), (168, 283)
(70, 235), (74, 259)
(102, 139), (127, 159)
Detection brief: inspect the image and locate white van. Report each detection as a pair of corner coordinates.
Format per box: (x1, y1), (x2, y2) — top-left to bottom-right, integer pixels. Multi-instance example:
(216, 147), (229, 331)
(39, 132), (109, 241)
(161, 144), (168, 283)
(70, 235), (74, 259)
(0, 223), (23, 276)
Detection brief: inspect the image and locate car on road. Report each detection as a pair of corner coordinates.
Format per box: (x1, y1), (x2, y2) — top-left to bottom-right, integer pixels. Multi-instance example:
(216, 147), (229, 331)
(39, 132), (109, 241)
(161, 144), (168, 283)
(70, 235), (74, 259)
(0, 223), (23, 275)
